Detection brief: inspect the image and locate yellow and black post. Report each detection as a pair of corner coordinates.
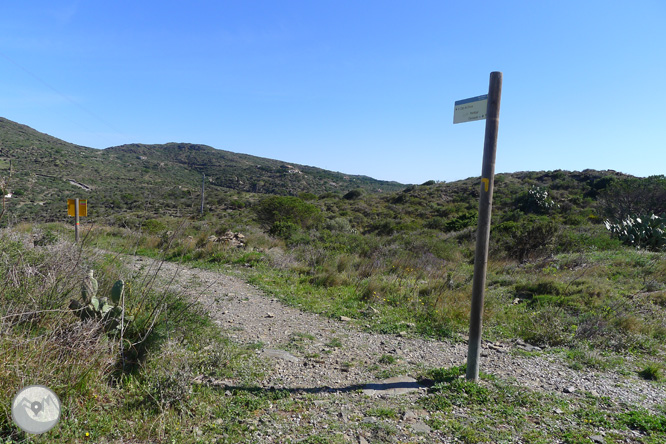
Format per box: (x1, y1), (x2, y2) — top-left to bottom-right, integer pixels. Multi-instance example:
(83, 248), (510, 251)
(75, 198), (80, 243)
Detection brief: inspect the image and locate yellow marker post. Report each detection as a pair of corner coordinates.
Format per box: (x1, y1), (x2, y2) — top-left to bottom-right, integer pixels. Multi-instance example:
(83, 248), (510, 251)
(68, 199), (88, 242)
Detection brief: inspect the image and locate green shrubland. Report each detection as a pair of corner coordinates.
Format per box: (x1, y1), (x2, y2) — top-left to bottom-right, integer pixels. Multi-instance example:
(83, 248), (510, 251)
(83, 171), (666, 360)
(4, 169), (666, 442)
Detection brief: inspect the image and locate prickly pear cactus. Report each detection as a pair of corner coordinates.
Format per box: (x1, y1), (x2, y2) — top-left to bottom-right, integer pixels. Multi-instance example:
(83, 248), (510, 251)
(81, 269), (99, 303)
(71, 273), (133, 333)
(110, 280), (125, 304)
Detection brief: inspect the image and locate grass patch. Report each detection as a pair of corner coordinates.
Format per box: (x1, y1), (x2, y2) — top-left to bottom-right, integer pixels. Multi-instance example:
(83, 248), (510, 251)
(639, 363), (664, 381)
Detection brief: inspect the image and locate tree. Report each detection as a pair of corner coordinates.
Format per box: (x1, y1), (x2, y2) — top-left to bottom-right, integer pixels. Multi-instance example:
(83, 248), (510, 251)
(598, 176), (666, 222)
(254, 196), (322, 234)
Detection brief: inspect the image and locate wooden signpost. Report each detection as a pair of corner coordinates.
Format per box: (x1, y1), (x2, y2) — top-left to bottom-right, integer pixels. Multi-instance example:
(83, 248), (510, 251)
(68, 198), (88, 242)
(454, 72), (503, 382)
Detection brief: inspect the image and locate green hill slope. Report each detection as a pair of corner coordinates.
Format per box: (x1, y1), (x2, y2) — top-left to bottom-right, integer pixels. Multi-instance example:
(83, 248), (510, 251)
(0, 118), (404, 221)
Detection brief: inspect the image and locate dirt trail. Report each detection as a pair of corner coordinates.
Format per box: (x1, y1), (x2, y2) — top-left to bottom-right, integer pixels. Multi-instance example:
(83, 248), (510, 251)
(123, 254), (666, 442)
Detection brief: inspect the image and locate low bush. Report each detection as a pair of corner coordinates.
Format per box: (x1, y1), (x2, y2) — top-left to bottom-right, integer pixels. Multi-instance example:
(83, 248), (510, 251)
(516, 186), (557, 214)
(493, 216), (559, 262)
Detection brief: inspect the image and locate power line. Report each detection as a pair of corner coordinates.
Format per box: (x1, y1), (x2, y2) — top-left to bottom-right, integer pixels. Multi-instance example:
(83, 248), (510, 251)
(0, 50), (128, 146)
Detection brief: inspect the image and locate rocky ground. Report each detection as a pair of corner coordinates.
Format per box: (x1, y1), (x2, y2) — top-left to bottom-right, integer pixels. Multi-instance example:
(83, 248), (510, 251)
(124, 254), (666, 443)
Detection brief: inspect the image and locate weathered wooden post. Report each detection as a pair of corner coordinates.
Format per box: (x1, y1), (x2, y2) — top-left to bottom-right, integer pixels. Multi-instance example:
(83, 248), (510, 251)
(454, 71), (503, 382)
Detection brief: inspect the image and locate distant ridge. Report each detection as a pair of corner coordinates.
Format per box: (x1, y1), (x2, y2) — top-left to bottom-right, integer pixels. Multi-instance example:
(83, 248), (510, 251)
(0, 117), (405, 221)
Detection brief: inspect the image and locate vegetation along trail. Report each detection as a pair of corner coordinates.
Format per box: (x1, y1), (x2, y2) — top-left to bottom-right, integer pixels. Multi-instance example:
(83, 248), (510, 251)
(124, 253), (666, 442)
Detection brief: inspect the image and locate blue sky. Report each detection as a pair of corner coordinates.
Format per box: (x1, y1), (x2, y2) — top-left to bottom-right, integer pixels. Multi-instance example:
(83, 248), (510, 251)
(0, 1), (664, 184)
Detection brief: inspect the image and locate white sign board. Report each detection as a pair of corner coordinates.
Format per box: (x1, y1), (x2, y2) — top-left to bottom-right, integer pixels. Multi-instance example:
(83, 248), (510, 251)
(453, 94), (488, 124)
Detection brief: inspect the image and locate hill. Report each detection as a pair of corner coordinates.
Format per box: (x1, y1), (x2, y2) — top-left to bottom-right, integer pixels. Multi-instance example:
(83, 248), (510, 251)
(0, 117), (404, 222)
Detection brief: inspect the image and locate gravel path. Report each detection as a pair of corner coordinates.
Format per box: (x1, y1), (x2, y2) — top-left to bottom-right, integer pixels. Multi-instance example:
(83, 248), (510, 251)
(124, 254), (666, 443)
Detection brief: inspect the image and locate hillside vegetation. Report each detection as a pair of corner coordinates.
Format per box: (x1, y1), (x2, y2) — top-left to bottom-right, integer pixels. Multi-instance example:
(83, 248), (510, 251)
(0, 117), (403, 223)
(2, 118), (666, 442)
(94, 169), (666, 354)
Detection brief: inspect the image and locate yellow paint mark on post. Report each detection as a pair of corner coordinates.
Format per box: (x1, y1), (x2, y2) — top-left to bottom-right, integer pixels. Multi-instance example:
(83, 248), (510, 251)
(481, 178), (489, 192)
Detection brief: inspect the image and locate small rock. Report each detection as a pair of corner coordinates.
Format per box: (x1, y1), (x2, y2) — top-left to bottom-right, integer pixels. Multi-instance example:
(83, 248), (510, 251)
(553, 408), (564, 414)
(266, 313), (275, 318)
(411, 421), (431, 434)
(398, 331), (409, 337)
(340, 406), (351, 423)
(358, 437), (370, 444)
(403, 410), (418, 422)
(517, 343), (542, 352)
(340, 316), (352, 322)
(589, 435), (605, 444)
(563, 386), (576, 394)
(263, 349), (301, 363)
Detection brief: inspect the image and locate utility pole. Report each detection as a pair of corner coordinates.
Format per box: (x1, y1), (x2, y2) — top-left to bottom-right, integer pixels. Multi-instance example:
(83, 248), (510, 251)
(465, 71), (503, 382)
(200, 173), (205, 216)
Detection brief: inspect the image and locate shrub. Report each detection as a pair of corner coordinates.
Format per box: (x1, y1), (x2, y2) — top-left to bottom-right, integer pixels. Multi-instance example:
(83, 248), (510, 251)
(443, 212), (477, 232)
(324, 217), (353, 233)
(298, 192), (317, 201)
(516, 186), (557, 214)
(493, 216), (559, 262)
(518, 307), (574, 347)
(254, 196), (322, 232)
(424, 217), (447, 231)
(563, 214), (587, 226)
(269, 221), (300, 239)
(342, 189), (363, 200)
(367, 219), (397, 236)
(142, 219), (167, 234)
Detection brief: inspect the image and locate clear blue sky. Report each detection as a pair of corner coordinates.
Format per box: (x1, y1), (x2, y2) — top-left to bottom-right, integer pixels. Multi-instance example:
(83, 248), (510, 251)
(0, 1), (664, 184)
